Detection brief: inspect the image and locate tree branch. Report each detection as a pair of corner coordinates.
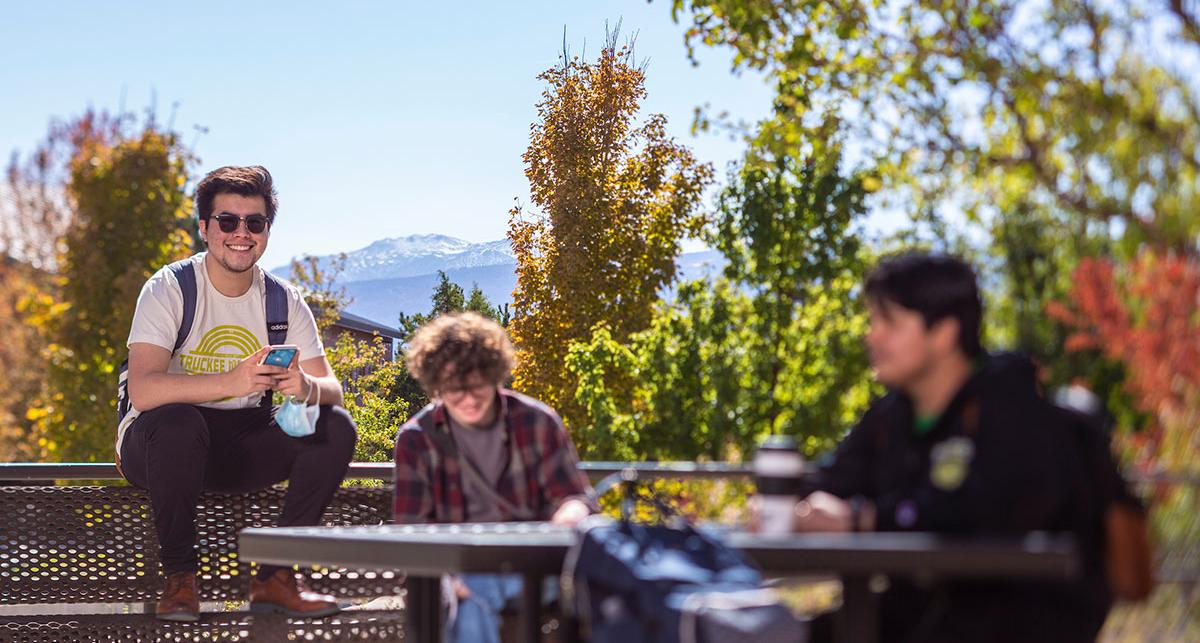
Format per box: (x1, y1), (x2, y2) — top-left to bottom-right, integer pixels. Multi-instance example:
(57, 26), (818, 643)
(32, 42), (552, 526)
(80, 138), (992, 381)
(1169, 0), (1200, 46)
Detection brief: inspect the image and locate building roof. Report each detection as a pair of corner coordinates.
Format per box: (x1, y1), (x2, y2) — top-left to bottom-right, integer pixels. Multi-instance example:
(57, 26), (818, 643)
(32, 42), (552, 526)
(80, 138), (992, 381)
(331, 310), (405, 340)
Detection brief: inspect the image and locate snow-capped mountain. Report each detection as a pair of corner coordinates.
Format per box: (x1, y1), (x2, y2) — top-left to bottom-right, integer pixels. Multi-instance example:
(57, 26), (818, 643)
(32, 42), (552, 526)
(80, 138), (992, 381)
(273, 234), (515, 284)
(273, 236), (725, 327)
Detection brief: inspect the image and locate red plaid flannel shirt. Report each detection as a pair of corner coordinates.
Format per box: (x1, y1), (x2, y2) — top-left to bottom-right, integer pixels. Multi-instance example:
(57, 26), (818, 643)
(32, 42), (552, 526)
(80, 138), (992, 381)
(392, 389), (594, 524)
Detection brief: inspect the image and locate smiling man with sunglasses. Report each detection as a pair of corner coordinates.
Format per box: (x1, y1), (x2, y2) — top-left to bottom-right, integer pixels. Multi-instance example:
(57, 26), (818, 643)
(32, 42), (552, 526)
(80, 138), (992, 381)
(118, 165), (357, 621)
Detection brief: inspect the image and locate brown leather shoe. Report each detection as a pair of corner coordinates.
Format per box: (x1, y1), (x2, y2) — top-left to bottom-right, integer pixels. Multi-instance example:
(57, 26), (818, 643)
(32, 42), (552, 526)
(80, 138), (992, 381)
(156, 571), (200, 622)
(249, 569), (341, 618)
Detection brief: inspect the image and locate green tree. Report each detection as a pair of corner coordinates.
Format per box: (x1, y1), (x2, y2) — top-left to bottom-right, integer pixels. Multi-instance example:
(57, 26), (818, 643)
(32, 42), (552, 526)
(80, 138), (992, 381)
(290, 256), (408, 464)
(669, 0), (1200, 423)
(509, 28), (713, 447)
(715, 151), (874, 451)
(398, 271), (508, 338)
(671, 0), (1199, 249)
(429, 271), (465, 317)
(399, 271), (465, 337)
(325, 332), (409, 463)
(24, 111), (195, 461)
(466, 283), (509, 324)
(568, 149), (874, 460)
(394, 271), (509, 416)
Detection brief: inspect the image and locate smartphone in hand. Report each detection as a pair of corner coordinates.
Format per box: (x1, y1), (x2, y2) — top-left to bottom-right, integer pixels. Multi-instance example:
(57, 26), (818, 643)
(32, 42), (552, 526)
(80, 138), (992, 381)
(261, 344), (299, 368)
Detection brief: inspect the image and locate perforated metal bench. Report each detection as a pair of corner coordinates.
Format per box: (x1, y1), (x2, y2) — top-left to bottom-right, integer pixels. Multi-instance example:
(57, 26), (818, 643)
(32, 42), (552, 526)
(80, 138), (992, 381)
(0, 463), (407, 642)
(0, 461), (755, 641)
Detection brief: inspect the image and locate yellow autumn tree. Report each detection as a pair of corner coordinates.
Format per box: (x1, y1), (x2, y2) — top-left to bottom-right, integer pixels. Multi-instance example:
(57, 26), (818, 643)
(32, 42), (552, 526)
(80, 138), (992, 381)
(22, 111), (195, 461)
(0, 260), (51, 459)
(2, 121), (75, 459)
(508, 29), (713, 447)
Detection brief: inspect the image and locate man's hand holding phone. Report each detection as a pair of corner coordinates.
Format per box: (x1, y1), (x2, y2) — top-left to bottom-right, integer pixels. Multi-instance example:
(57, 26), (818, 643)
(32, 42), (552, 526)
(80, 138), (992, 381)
(224, 346), (286, 398)
(262, 345), (311, 401)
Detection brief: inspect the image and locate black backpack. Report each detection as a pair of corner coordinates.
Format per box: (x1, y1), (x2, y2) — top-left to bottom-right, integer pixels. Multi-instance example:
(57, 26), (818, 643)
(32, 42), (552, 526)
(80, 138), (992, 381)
(564, 515), (809, 643)
(116, 258), (290, 424)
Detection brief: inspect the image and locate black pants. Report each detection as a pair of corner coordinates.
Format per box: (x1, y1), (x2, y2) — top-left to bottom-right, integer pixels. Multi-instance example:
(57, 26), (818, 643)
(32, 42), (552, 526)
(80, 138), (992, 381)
(119, 402), (357, 577)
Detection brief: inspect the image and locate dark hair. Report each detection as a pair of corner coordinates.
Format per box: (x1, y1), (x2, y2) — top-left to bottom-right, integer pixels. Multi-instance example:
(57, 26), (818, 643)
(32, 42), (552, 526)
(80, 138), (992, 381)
(195, 165), (279, 223)
(865, 252), (984, 358)
(404, 312), (516, 394)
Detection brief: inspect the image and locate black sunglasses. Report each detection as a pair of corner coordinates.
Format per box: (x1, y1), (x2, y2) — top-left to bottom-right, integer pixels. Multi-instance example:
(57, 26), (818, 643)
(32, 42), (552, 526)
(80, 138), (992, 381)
(209, 213), (270, 234)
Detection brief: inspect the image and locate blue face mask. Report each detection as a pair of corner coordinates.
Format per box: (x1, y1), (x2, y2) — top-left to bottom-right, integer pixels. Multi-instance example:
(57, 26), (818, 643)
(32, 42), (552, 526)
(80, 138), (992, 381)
(275, 379), (320, 437)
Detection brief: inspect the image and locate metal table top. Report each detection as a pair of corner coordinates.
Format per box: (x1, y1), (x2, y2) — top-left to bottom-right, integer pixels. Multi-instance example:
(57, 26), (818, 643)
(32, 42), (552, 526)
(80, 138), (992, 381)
(238, 522), (1079, 580)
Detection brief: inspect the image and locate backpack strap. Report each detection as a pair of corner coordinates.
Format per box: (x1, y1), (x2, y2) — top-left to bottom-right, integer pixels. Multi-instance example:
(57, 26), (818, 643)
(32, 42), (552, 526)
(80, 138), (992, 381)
(260, 271), (290, 407)
(167, 260), (199, 353)
(118, 259), (197, 428)
(262, 271), (289, 346)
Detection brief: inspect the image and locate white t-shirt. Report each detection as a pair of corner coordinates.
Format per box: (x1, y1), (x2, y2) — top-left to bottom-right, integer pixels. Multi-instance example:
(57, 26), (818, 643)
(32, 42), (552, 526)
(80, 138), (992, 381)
(117, 252), (325, 452)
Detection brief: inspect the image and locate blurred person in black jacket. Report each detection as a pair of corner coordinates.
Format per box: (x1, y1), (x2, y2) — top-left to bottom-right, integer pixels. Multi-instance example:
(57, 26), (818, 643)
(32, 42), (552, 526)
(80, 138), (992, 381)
(778, 252), (1134, 643)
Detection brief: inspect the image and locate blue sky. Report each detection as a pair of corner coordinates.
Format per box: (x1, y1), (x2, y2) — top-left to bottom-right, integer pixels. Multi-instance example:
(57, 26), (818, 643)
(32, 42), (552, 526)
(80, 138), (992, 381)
(0, 1), (777, 269)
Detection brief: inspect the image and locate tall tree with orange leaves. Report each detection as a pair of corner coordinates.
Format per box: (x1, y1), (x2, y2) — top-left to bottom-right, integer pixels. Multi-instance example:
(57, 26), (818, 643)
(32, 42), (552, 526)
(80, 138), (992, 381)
(507, 29), (713, 444)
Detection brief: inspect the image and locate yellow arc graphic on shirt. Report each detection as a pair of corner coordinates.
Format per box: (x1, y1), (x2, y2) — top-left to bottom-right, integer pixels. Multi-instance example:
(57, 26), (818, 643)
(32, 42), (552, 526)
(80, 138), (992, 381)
(180, 325), (261, 375)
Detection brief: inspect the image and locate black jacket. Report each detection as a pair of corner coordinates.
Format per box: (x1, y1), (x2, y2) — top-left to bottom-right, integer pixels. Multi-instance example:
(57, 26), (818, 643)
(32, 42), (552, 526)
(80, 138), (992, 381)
(811, 353), (1126, 642)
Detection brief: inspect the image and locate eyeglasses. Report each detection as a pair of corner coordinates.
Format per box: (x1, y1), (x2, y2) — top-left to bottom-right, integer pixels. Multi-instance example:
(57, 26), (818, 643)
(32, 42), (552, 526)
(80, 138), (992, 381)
(440, 383), (496, 401)
(209, 213), (270, 234)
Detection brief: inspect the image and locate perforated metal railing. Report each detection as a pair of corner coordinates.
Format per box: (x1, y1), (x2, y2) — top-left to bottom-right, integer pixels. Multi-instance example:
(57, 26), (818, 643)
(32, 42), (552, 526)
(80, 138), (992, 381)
(0, 484), (399, 605)
(0, 462), (742, 642)
(0, 612), (411, 642)
(1, 462), (1195, 641)
(0, 464), (409, 642)
(0, 462), (749, 606)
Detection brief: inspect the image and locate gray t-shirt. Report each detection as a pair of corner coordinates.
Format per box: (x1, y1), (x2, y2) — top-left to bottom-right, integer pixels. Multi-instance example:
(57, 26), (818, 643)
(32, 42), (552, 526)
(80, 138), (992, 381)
(449, 413), (509, 522)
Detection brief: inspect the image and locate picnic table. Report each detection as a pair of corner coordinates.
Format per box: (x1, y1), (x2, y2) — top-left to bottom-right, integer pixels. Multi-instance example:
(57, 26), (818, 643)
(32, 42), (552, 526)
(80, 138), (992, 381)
(238, 522), (1079, 643)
